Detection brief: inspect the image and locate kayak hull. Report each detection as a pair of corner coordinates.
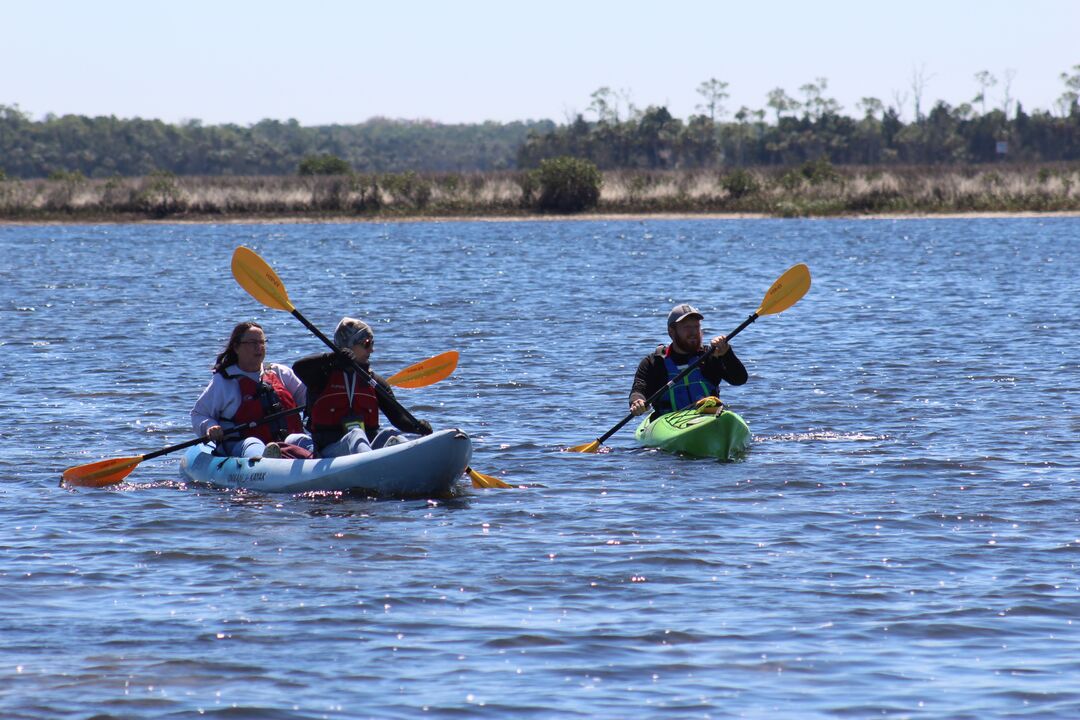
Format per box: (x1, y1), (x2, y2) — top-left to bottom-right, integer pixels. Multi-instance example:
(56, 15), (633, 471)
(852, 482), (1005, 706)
(634, 408), (751, 460)
(179, 428), (472, 497)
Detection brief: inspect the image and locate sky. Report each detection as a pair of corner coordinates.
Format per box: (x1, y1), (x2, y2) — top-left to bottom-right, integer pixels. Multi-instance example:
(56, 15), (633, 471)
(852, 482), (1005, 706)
(7, 0), (1079, 127)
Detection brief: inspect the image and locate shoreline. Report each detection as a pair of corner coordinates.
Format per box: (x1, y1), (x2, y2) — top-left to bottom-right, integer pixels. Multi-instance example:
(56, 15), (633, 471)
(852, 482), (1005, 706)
(5, 164), (1078, 225)
(3, 209), (1080, 226)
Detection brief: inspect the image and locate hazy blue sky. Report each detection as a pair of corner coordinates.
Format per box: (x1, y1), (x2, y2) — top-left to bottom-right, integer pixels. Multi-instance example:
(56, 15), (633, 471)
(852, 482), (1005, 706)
(7, 0), (1079, 126)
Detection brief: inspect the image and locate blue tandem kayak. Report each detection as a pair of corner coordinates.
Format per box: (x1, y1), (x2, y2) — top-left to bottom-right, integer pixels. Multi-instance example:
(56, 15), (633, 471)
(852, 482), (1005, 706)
(179, 428), (472, 496)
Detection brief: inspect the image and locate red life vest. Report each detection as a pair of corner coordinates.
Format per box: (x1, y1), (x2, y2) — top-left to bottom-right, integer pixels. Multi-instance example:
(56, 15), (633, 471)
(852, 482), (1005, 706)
(225, 369), (303, 443)
(309, 368), (379, 434)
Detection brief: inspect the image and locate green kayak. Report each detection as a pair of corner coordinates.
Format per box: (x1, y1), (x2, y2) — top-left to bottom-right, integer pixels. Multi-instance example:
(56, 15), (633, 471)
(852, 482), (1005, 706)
(634, 404), (751, 460)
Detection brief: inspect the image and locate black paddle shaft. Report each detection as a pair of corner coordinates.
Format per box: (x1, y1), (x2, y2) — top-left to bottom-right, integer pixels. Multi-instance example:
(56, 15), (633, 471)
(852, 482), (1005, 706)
(595, 311), (759, 446)
(140, 405), (305, 462)
(290, 309), (422, 427)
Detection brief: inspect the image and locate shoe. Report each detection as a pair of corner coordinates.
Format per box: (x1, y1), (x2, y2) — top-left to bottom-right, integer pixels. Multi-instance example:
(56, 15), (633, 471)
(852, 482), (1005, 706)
(384, 434), (407, 447)
(262, 442), (282, 459)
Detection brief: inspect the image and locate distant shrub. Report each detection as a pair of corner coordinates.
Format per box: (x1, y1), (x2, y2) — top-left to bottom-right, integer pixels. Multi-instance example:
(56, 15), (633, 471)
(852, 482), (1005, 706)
(720, 168), (760, 199)
(298, 154), (352, 176)
(44, 169), (87, 209)
(437, 173), (462, 198)
(534, 156), (602, 213)
(381, 171), (432, 209)
(349, 174), (381, 213)
(466, 173), (487, 201)
(624, 174), (651, 203)
(135, 169), (183, 217)
(515, 171), (539, 207)
(778, 169), (804, 191)
(845, 188), (905, 213)
(309, 176), (350, 211)
(47, 169), (85, 183)
(800, 157), (841, 185)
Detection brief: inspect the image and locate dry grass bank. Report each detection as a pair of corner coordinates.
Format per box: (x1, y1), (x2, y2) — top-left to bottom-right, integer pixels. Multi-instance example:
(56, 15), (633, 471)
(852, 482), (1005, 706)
(2, 164), (1079, 222)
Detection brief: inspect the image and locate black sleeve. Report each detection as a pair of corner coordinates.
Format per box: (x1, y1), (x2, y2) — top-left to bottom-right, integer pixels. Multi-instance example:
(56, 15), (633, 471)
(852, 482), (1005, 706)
(702, 347), (748, 387)
(292, 352), (337, 395)
(372, 372), (428, 434)
(630, 353), (661, 400)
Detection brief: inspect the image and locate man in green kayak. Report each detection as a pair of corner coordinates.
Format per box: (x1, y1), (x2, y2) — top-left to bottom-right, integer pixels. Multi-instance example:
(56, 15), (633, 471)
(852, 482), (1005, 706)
(629, 303), (748, 420)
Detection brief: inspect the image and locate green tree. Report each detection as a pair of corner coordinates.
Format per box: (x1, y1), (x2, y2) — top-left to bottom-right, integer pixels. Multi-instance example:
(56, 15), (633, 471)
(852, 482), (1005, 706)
(766, 88), (800, 123)
(298, 153), (351, 176)
(973, 70), (997, 115)
(720, 168), (759, 198)
(680, 114), (719, 167)
(635, 106), (679, 168)
(856, 97), (884, 120)
(799, 77), (841, 120)
(1000, 68), (1017, 118)
(696, 78), (730, 122)
(910, 65), (935, 122)
(1057, 65), (1080, 117)
(588, 87), (619, 123)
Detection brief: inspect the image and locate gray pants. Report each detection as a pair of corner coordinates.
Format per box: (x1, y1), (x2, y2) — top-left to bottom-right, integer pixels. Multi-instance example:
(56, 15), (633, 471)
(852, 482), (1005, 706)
(222, 432), (311, 457)
(318, 428), (410, 458)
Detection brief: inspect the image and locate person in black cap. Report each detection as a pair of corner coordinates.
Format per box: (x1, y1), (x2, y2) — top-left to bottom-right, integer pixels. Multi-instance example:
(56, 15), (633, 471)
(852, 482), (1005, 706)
(628, 303), (747, 420)
(292, 316), (432, 457)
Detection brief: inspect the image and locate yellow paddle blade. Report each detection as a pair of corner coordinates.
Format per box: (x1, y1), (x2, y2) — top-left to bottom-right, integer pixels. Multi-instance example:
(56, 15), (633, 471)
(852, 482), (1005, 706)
(62, 456), (143, 488)
(757, 263), (811, 316)
(387, 351), (459, 389)
(565, 440), (602, 453)
(231, 246), (295, 312)
(467, 466), (512, 489)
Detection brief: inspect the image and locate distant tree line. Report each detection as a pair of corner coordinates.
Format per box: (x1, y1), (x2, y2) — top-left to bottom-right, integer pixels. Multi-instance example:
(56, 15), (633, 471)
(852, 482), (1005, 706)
(0, 108), (553, 179)
(2, 66), (1078, 179)
(519, 70), (1080, 169)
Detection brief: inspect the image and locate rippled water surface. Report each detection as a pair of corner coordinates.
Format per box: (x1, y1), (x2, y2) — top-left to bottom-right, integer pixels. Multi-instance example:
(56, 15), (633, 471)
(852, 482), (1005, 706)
(2, 218), (1078, 718)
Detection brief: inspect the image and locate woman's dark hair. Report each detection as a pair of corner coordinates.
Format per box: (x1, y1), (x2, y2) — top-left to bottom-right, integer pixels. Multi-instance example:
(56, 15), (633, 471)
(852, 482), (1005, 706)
(213, 321), (263, 373)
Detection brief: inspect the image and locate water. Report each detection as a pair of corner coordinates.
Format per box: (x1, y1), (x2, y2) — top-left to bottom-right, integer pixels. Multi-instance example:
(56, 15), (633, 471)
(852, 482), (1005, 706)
(1, 217), (1078, 718)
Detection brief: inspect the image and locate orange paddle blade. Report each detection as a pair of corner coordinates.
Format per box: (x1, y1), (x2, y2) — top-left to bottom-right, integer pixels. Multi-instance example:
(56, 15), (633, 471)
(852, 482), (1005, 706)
(387, 351), (459, 389)
(231, 246), (295, 312)
(565, 440), (602, 453)
(467, 466), (512, 489)
(62, 456), (144, 488)
(757, 263), (811, 316)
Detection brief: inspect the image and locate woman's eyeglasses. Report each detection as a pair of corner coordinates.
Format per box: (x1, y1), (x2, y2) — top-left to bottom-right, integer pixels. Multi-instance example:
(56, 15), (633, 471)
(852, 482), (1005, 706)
(239, 339), (267, 347)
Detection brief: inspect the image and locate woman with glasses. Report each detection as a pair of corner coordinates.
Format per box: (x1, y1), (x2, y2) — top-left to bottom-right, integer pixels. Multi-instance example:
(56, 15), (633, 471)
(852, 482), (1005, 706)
(292, 316), (432, 458)
(191, 321), (311, 458)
